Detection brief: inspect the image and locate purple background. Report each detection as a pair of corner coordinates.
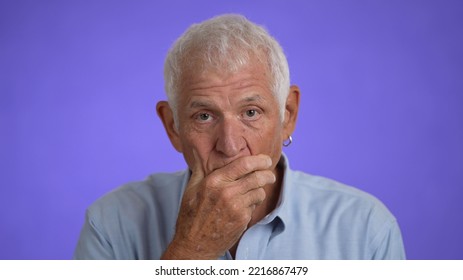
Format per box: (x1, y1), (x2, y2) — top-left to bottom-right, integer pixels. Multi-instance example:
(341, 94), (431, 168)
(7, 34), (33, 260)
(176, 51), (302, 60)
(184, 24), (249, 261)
(1, 0), (462, 260)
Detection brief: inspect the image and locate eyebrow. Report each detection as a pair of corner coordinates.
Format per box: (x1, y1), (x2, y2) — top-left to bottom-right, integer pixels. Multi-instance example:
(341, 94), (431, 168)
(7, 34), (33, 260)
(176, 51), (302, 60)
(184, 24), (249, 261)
(188, 95), (264, 109)
(239, 95), (263, 104)
(189, 100), (214, 109)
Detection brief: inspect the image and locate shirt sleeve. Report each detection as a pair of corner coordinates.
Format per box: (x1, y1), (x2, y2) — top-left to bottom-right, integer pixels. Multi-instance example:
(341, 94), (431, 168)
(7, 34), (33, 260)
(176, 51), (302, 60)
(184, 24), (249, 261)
(371, 219), (406, 260)
(73, 209), (115, 260)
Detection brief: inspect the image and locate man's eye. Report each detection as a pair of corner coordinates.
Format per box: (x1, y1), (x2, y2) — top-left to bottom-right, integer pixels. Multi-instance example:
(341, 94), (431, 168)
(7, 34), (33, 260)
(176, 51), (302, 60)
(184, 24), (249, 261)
(246, 110), (256, 117)
(243, 109), (260, 120)
(198, 113), (211, 121)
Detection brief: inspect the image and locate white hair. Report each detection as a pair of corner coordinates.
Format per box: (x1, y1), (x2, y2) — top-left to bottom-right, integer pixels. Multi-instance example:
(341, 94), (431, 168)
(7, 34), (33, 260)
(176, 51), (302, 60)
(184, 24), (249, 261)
(164, 14), (290, 125)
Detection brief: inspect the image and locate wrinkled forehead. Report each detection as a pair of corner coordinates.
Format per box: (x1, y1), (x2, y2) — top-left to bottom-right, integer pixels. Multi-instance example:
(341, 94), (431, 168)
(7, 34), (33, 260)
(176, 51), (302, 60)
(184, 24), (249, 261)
(177, 47), (272, 92)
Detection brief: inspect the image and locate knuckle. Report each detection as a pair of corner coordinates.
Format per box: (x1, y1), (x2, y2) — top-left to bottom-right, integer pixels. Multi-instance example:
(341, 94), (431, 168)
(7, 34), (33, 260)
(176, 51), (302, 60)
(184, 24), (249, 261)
(220, 191), (237, 209)
(240, 157), (253, 172)
(221, 187), (234, 199)
(252, 171), (262, 186)
(231, 202), (241, 213)
(204, 175), (218, 190)
(224, 201), (241, 218)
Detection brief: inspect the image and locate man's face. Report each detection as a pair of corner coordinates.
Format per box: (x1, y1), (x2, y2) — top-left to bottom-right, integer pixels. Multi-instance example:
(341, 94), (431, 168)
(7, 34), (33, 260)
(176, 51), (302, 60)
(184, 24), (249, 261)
(175, 62), (285, 175)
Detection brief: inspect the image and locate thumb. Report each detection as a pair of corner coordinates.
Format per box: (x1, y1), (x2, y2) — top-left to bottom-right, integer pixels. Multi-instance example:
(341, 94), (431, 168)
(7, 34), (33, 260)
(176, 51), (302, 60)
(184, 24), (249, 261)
(188, 149), (205, 186)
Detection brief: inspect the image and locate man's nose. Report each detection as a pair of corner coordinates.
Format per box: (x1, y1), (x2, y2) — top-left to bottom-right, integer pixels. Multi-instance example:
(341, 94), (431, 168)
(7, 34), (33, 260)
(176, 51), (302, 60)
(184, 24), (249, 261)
(215, 115), (246, 157)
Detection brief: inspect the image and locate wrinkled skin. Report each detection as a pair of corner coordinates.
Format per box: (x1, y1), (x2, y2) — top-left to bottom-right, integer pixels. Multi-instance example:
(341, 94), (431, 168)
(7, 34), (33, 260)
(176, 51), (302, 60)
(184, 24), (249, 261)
(157, 62), (300, 259)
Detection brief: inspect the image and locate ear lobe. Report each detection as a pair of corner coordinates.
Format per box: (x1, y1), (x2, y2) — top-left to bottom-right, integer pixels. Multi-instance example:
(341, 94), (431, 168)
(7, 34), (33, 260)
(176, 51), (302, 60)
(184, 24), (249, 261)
(282, 85), (301, 138)
(156, 101), (183, 153)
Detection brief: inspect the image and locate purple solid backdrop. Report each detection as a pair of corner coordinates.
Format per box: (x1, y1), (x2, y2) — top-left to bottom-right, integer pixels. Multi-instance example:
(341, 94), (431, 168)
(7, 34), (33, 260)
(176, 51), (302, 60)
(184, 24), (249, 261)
(1, 0), (462, 259)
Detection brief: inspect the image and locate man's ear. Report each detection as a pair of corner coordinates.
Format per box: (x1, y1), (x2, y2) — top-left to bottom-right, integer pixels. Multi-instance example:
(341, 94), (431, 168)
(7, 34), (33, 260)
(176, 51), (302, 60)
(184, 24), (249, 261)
(156, 101), (183, 153)
(282, 85), (301, 140)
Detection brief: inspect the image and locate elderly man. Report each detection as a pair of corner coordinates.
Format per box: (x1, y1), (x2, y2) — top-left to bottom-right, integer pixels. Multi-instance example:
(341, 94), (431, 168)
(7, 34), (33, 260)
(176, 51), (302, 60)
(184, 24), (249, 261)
(74, 14), (405, 259)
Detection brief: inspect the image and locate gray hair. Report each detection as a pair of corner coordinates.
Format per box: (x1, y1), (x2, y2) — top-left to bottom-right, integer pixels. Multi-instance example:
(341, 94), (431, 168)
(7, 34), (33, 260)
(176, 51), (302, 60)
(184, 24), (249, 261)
(164, 14), (290, 125)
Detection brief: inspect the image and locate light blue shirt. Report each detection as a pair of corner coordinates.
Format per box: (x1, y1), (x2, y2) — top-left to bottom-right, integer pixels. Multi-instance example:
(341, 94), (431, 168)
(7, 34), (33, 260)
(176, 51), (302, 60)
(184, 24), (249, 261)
(74, 154), (405, 259)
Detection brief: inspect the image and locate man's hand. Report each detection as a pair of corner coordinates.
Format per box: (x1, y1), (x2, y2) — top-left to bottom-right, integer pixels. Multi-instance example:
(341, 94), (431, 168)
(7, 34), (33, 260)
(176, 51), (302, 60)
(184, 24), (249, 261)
(161, 151), (276, 259)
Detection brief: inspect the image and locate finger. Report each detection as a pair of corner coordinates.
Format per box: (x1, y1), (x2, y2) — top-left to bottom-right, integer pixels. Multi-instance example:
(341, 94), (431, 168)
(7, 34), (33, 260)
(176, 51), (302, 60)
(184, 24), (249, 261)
(217, 154), (272, 182)
(236, 170), (276, 195)
(188, 149), (205, 187)
(242, 187), (267, 208)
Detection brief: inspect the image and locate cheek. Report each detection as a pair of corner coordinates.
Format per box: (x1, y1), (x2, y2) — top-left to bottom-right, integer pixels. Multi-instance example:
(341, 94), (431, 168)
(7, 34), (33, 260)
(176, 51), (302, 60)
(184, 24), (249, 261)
(245, 120), (283, 154)
(182, 130), (207, 149)
(180, 128), (215, 159)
